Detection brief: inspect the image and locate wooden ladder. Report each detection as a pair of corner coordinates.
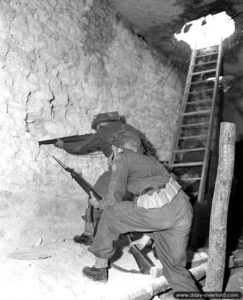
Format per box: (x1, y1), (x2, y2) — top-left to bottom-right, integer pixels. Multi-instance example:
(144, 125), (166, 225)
(169, 43), (223, 248)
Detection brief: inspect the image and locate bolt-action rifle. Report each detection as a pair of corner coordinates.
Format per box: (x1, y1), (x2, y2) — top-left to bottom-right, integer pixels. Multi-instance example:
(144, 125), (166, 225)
(53, 155), (155, 275)
(39, 134), (91, 146)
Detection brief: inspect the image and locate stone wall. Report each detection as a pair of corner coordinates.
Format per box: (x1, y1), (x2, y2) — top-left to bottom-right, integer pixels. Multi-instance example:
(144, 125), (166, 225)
(0, 0), (183, 251)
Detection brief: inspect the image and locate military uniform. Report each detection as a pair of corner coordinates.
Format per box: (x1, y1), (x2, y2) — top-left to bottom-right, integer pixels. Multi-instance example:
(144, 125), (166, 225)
(90, 168), (134, 229)
(83, 132), (199, 292)
(62, 122), (143, 157)
(60, 111), (155, 157)
(55, 112), (143, 244)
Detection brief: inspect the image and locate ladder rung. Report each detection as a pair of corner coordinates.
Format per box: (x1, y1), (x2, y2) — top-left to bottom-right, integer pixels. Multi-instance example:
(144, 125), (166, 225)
(182, 110), (211, 116)
(187, 99), (211, 105)
(185, 108), (211, 114)
(190, 79), (215, 85)
(181, 122), (210, 128)
(187, 88), (214, 95)
(196, 45), (219, 51)
(171, 162), (204, 167)
(196, 54), (218, 59)
(173, 148), (206, 153)
(179, 135), (207, 140)
(192, 69), (217, 75)
(181, 177), (201, 181)
(194, 60), (218, 66)
(195, 51), (219, 59)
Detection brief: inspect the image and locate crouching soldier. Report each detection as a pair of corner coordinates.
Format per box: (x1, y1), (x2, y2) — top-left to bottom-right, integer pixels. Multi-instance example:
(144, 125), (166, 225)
(83, 130), (199, 293)
(55, 111), (152, 245)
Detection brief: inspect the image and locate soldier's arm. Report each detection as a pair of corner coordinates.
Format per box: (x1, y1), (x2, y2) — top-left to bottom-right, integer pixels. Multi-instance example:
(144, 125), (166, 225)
(58, 132), (102, 155)
(98, 153), (128, 210)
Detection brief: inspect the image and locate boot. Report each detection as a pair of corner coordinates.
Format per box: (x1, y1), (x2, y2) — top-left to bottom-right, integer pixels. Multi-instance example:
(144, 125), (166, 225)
(73, 233), (92, 245)
(82, 266), (108, 282)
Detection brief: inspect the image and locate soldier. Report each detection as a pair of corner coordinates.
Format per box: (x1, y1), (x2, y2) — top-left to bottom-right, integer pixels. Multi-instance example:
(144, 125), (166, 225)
(54, 111), (152, 245)
(83, 130), (199, 293)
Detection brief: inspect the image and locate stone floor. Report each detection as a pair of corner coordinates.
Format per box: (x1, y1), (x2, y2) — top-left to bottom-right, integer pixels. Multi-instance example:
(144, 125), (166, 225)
(0, 236), (207, 300)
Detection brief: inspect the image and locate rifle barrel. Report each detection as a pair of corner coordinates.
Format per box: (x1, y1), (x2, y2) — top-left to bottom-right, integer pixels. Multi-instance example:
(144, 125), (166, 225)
(39, 139), (57, 145)
(71, 172), (102, 200)
(38, 134), (92, 146)
(52, 156), (101, 200)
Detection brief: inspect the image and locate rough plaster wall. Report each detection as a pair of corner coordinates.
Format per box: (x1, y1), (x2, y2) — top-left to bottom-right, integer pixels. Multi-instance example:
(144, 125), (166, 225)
(0, 0), (183, 252)
(106, 23), (183, 158)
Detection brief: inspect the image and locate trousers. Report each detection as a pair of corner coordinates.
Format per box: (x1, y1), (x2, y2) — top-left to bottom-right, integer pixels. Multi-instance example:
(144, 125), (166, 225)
(88, 189), (199, 292)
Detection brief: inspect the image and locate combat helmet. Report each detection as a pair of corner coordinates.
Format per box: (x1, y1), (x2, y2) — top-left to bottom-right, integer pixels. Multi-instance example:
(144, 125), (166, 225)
(91, 111), (121, 130)
(108, 130), (142, 152)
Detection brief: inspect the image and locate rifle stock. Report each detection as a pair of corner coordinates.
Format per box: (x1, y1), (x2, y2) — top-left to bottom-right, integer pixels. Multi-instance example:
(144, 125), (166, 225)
(126, 235), (155, 275)
(39, 134), (92, 145)
(53, 155), (155, 275)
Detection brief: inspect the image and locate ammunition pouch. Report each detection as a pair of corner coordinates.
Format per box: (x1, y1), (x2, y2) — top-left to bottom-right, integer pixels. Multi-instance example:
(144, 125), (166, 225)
(136, 177), (181, 209)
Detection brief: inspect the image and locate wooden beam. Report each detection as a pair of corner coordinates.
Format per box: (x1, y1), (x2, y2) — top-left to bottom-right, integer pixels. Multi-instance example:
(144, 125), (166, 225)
(204, 122), (236, 291)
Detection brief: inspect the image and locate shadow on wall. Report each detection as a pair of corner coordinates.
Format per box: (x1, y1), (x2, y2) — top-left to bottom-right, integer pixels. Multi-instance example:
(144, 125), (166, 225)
(223, 73), (243, 139)
(227, 138), (243, 251)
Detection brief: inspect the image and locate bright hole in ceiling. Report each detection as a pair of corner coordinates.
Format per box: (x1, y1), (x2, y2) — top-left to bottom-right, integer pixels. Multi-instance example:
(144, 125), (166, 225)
(174, 11), (235, 49)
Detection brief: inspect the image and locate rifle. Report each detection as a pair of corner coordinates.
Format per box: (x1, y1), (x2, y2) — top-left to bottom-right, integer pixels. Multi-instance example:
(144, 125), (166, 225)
(39, 134), (91, 145)
(53, 155), (155, 275)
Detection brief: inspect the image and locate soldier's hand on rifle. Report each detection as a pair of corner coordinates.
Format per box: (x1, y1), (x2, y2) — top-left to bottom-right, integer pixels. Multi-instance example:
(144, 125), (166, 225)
(88, 192), (99, 209)
(54, 138), (65, 148)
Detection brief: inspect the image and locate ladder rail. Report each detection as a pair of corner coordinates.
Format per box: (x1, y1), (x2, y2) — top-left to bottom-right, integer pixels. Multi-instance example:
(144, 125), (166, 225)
(169, 48), (198, 165)
(190, 42), (223, 249)
(197, 41), (223, 205)
(168, 43), (223, 248)
(169, 42), (222, 195)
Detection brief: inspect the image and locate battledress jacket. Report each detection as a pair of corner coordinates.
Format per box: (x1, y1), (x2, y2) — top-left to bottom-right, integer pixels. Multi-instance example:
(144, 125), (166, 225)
(62, 122), (143, 157)
(97, 150), (171, 210)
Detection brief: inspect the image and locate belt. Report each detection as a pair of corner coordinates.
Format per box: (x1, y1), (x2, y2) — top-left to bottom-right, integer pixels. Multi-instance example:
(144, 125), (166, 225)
(137, 177), (181, 209)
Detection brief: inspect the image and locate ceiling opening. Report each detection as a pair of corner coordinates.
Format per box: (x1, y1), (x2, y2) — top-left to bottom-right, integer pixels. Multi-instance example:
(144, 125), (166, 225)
(174, 11), (235, 49)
